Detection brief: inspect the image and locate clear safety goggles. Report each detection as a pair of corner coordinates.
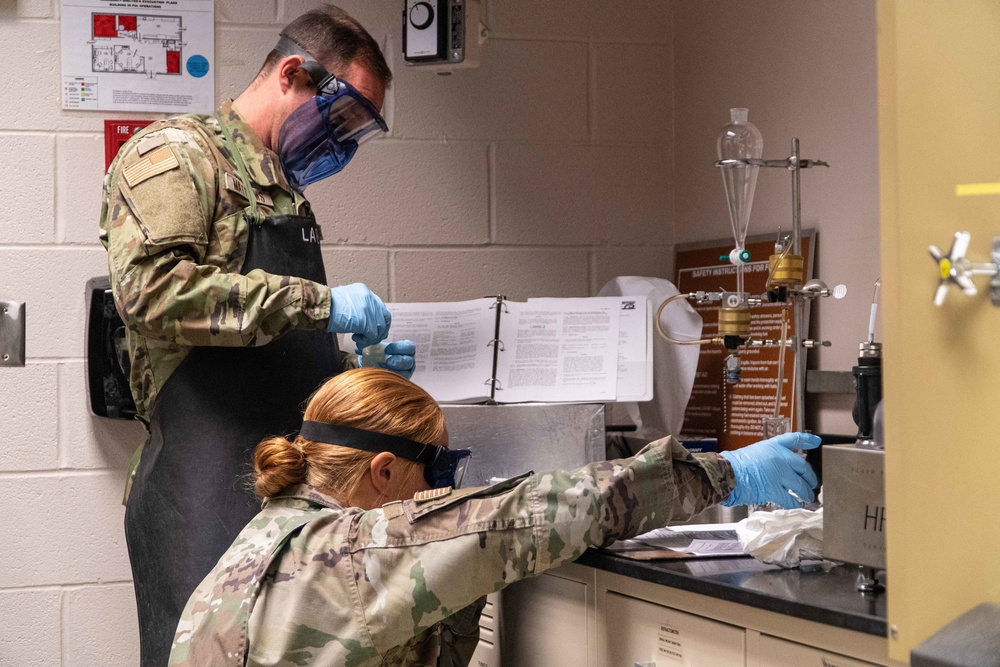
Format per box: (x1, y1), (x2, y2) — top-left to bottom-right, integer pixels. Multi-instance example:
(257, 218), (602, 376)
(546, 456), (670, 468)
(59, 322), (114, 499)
(299, 421), (472, 490)
(274, 36), (388, 146)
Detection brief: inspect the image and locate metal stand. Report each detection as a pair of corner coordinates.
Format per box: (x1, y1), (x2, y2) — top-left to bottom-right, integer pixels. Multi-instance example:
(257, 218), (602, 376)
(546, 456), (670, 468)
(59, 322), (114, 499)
(857, 567), (885, 594)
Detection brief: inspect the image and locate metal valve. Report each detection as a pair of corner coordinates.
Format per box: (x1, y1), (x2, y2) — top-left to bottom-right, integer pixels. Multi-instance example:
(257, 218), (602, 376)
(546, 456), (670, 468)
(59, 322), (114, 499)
(928, 232), (1000, 306)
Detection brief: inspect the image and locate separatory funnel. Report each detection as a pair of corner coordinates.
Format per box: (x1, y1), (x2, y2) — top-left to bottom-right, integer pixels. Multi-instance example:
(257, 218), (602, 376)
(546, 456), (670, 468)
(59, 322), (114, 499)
(717, 108), (763, 295)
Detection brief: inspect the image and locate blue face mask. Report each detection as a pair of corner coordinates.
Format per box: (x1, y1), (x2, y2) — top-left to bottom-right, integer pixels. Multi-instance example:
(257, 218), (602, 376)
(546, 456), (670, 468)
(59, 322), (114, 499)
(272, 36), (388, 192)
(276, 95), (362, 192)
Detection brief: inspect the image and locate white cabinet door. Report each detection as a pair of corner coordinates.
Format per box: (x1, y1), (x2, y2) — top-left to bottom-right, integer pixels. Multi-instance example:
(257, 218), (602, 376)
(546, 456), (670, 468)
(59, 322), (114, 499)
(756, 635), (882, 667)
(603, 592), (745, 667)
(500, 573), (591, 667)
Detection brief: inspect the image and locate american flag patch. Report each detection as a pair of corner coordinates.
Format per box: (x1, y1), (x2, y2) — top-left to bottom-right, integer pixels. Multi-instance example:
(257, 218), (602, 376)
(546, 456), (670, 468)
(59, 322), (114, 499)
(123, 145), (179, 187)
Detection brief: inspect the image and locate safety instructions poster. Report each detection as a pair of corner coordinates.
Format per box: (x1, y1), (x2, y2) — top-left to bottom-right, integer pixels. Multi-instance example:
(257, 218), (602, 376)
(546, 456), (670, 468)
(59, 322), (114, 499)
(674, 232), (814, 451)
(61, 0), (214, 112)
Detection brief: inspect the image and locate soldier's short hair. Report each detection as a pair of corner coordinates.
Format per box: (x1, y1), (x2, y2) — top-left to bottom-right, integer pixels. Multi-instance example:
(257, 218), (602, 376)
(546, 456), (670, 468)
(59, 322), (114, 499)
(259, 4), (392, 88)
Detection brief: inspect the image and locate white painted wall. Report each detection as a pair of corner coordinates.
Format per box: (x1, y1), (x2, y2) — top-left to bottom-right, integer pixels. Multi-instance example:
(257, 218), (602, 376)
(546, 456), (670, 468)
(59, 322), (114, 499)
(0, 1), (673, 663)
(672, 0), (880, 433)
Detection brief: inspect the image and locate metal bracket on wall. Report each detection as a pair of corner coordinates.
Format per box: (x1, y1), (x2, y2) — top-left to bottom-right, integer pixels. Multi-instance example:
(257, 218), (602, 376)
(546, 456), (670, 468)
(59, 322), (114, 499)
(0, 300), (26, 367)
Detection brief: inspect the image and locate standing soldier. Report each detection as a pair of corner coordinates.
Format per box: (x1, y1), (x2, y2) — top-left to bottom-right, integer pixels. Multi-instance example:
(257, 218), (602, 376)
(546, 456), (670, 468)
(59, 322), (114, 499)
(99, 6), (414, 665)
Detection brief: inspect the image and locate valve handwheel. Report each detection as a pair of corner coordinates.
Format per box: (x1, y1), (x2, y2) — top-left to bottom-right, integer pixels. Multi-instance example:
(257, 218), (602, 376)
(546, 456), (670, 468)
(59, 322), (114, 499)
(929, 231), (977, 306)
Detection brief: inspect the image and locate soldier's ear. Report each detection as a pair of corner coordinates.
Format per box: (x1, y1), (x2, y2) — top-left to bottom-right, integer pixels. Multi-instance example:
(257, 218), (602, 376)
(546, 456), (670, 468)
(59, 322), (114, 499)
(368, 452), (396, 496)
(277, 55), (309, 94)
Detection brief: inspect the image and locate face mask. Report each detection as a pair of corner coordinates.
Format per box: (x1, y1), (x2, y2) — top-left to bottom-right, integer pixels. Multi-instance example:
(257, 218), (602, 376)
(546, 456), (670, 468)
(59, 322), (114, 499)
(272, 36), (388, 192)
(299, 421), (472, 489)
(276, 95), (360, 192)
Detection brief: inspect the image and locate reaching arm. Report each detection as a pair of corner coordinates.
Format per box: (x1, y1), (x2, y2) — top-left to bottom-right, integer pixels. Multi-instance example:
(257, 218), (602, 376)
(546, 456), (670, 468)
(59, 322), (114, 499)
(349, 436), (735, 653)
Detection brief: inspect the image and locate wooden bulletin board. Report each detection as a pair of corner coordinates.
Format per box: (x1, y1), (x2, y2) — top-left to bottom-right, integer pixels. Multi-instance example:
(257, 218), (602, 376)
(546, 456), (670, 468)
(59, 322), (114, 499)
(674, 231), (814, 451)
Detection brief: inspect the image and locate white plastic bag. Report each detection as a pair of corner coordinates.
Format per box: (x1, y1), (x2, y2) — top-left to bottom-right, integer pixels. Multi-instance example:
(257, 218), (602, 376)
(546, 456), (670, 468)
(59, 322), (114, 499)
(735, 508), (824, 568)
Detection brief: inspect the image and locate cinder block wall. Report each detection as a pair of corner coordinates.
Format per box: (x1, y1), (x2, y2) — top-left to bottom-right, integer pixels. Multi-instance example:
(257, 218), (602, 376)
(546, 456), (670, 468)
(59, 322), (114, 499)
(0, 1), (673, 663)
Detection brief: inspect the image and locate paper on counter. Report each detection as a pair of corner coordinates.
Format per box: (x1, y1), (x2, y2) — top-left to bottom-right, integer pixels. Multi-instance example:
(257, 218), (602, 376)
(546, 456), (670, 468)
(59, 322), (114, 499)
(609, 523), (746, 558)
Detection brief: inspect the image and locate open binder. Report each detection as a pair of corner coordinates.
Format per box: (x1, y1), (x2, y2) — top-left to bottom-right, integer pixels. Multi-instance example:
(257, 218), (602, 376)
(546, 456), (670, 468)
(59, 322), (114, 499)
(386, 295), (652, 404)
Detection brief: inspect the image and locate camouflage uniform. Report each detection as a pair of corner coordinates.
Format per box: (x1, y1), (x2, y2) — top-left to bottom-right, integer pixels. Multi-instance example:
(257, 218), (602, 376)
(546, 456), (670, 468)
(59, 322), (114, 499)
(99, 100), (334, 426)
(169, 437), (735, 666)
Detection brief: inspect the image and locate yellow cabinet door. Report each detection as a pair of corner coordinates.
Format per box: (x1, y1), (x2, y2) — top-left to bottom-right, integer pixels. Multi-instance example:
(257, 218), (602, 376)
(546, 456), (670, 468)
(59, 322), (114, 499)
(879, 0), (1000, 660)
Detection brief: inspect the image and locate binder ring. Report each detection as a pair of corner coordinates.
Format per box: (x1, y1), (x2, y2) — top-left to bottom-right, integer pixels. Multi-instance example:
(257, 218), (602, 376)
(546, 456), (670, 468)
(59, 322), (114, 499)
(489, 295), (509, 313)
(487, 339), (505, 351)
(483, 378), (503, 390)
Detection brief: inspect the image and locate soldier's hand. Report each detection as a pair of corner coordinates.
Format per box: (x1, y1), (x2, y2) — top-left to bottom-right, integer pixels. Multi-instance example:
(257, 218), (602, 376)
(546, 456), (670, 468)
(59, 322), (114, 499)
(327, 283), (391, 348)
(381, 340), (416, 380)
(357, 340), (416, 379)
(719, 432), (820, 509)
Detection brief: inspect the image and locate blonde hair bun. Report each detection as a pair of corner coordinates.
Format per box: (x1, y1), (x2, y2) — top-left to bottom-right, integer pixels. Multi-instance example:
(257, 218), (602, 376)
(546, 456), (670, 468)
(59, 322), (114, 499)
(253, 436), (307, 498)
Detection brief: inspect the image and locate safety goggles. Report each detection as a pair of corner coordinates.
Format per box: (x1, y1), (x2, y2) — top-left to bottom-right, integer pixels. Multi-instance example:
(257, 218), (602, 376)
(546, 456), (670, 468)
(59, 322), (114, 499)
(299, 421), (472, 490)
(274, 36), (388, 145)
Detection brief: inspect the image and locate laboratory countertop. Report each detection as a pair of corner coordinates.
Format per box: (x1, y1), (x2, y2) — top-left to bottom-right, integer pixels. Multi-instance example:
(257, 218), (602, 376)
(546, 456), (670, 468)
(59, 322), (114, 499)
(576, 549), (887, 637)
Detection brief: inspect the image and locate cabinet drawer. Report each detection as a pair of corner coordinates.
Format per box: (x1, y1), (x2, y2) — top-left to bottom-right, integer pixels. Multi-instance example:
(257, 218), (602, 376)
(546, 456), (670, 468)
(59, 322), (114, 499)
(604, 592), (746, 666)
(757, 635), (882, 667)
(500, 573), (590, 667)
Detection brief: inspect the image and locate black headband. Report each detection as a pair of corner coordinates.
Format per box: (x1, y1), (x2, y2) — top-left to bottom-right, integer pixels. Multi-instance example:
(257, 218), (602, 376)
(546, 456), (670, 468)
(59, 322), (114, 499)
(299, 421), (442, 467)
(274, 36), (334, 88)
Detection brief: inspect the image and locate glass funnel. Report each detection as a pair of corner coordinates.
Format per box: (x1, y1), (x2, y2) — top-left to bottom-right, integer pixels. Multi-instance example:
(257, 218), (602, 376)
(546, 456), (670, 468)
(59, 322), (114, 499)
(717, 108), (763, 294)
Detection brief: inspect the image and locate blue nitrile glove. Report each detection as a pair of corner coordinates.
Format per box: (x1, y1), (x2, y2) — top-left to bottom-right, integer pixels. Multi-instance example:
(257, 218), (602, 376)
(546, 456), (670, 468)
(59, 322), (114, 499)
(358, 340), (417, 380)
(327, 283), (391, 349)
(720, 432), (821, 509)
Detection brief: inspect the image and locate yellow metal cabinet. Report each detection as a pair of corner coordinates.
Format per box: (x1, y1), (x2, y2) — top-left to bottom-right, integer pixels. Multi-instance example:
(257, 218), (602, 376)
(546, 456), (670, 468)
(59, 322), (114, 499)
(879, 0), (1000, 659)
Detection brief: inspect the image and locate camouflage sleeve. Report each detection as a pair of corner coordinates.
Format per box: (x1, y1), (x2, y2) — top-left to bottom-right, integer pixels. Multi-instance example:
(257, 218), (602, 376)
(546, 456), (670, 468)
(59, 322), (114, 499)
(350, 436), (734, 654)
(100, 126), (331, 347)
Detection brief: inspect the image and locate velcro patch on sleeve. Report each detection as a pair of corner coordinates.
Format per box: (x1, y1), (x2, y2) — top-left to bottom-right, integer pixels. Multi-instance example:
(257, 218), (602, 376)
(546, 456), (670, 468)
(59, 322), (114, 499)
(136, 134), (166, 156)
(413, 487), (452, 503)
(123, 145), (180, 188)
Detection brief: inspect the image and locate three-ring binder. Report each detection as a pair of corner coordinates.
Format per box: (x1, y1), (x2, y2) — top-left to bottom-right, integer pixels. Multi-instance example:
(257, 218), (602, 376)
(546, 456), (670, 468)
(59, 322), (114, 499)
(483, 295), (506, 401)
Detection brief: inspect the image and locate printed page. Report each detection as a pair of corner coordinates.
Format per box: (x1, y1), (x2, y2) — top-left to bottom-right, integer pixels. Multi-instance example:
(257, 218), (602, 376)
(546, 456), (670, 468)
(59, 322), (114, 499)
(386, 299), (498, 403)
(495, 298), (620, 403)
(530, 296), (650, 401)
(606, 296), (651, 401)
(608, 524), (745, 558)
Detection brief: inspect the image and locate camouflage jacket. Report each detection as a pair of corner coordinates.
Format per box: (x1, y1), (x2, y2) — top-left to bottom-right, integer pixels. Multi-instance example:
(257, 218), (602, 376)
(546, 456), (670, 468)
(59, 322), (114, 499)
(99, 100), (333, 424)
(168, 437), (735, 666)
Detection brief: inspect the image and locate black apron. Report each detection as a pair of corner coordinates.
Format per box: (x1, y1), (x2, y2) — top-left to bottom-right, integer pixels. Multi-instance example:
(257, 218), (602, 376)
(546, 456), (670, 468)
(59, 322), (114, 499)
(124, 120), (342, 666)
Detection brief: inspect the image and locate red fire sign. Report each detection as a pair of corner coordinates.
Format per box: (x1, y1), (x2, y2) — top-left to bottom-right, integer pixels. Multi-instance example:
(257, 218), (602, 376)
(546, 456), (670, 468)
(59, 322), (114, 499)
(104, 120), (155, 170)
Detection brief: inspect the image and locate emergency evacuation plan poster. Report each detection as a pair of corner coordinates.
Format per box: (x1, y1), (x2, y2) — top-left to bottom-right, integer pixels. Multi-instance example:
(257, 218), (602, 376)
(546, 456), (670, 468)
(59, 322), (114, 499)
(675, 232), (814, 451)
(61, 0), (214, 112)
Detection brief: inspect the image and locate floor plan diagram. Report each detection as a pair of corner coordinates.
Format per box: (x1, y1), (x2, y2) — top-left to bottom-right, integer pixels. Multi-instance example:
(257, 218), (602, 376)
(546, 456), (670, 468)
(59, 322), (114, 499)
(91, 13), (184, 76)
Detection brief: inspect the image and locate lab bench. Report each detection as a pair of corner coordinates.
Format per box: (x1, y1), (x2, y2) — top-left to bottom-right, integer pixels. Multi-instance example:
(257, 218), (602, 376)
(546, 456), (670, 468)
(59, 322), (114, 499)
(475, 551), (894, 667)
